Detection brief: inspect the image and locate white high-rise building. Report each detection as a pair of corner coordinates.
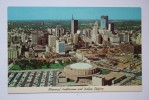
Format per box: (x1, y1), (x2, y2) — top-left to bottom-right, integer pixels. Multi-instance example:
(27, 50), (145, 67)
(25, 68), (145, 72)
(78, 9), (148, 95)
(56, 40), (65, 54)
(92, 21), (98, 43)
(48, 35), (57, 47)
(21, 32), (26, 43)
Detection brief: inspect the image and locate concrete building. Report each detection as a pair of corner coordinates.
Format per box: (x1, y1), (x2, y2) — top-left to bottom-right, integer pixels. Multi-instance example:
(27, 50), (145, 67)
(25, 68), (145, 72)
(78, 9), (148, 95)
(120, 43), (141, 54)
(47, 28), (52, 34)
(96, 34), (103, 44)
(8, 48), (19, 59)
(46, 45), (50, 53)
(56, 40), (65, 54)
(110, 36), (120, 43)
(63, 63), (99, 82)
(31, 34), (38, 45)
(92, 72), (126, 86)
(21, 32), (26, 43)
(136, 34), (141, 45)
(92, 76), (104, 86)
(73, 34), (79, 44)
(92, 21), (98, 43)
(67, 37), (73, 44)
(118, 33), (130, 43)
(108, 23), (114, 33)
(48, 35), (57, 47)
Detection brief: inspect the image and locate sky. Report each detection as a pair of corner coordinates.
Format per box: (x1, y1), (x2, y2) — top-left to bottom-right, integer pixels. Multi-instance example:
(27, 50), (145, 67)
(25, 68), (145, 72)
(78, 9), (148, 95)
(8, 7), (141, 20)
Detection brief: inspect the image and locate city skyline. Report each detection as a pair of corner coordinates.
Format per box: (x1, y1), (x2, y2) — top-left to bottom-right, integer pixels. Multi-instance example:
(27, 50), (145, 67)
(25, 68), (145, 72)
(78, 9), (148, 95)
(8, 7), (141, 20)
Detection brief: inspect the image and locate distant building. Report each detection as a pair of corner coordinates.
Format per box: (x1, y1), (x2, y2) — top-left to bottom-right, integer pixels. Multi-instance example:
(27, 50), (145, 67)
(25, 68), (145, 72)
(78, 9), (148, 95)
(108, 23), (114, 33)
(67, 37), (73, 44)
(31, 34), (38, 44)
(71, 15), (78, 34)
(55, 25), (60, 37)
(46, 45), (50, 53)
(118, 33), (130, 43)
(120, 43), (141, 54)
(47, 28), (52, 34)
(96, 34), (103, 44)
(48, 35), (57, 47)
(100, 16), (108, 29)
(40, 37), (47, 45)
(73, 34), (79, 44)
(56, 40), (65, 54)
(92, 72), (126, 86)
(110, 36), (120, 43)
(92, 21), (98, 43)
(21, 32), (26, 43)
(8, 48), (19, 59)
(136, 34), (141, 45)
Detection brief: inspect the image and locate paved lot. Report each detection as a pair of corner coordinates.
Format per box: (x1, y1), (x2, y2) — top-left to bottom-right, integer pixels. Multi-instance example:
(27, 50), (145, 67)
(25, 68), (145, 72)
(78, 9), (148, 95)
(8, 71), (55, 87)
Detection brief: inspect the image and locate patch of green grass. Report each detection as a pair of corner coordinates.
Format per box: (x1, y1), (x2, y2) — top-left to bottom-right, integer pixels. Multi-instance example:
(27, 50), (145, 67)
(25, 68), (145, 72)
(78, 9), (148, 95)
(50, 64), (64, 69)
(10, 65), (21, 70)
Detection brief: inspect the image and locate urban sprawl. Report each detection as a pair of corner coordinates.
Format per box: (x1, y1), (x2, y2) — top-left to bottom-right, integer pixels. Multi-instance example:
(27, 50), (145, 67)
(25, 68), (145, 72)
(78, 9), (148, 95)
(8, 15), (142, 87)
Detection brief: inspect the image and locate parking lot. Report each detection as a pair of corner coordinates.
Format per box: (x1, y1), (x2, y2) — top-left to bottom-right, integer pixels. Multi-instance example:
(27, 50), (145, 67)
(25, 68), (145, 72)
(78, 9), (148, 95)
(8, 71), (55, 87)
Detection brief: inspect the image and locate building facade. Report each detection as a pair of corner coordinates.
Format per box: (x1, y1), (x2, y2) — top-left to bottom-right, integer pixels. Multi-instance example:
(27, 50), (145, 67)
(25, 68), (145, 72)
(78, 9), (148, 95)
(56, 40), (65, 54)
(71, 17), (78, 34)
(100, 16), (108, 29)
(48, 35), (57, 47)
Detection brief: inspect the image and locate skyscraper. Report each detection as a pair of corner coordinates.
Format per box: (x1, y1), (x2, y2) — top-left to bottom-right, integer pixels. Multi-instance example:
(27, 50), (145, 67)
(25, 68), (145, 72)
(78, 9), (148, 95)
(100, 16), (108, 29)
(71, 15), (78, 34)
(92, 21), (98, 43)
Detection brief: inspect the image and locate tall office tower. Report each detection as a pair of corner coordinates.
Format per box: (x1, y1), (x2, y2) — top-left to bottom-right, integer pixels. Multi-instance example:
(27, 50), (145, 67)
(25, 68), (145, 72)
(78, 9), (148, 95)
(91, 21), (98, 43)
(100, 16), (108, 29)
(48, 35), (57, 47)
(21, 32), (26, 43)
(108, 23), (114, 33)
(55, 25), (60, 37)
(56, 40), (65, 54)
(71, 15), (78, 34)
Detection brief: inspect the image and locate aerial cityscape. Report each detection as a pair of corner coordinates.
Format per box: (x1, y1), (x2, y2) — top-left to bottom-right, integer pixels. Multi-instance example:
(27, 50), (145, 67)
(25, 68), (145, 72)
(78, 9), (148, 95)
(8, 7), (141, 88)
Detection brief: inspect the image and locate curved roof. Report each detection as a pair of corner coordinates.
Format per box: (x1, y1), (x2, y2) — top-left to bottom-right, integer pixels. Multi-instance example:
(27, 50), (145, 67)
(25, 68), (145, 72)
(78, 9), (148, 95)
(70, 63), (92, 69)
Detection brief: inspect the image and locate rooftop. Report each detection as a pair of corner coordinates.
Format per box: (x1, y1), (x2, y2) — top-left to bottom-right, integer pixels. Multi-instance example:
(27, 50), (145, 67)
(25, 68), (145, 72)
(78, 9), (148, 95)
(70, 63), (93, 70)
